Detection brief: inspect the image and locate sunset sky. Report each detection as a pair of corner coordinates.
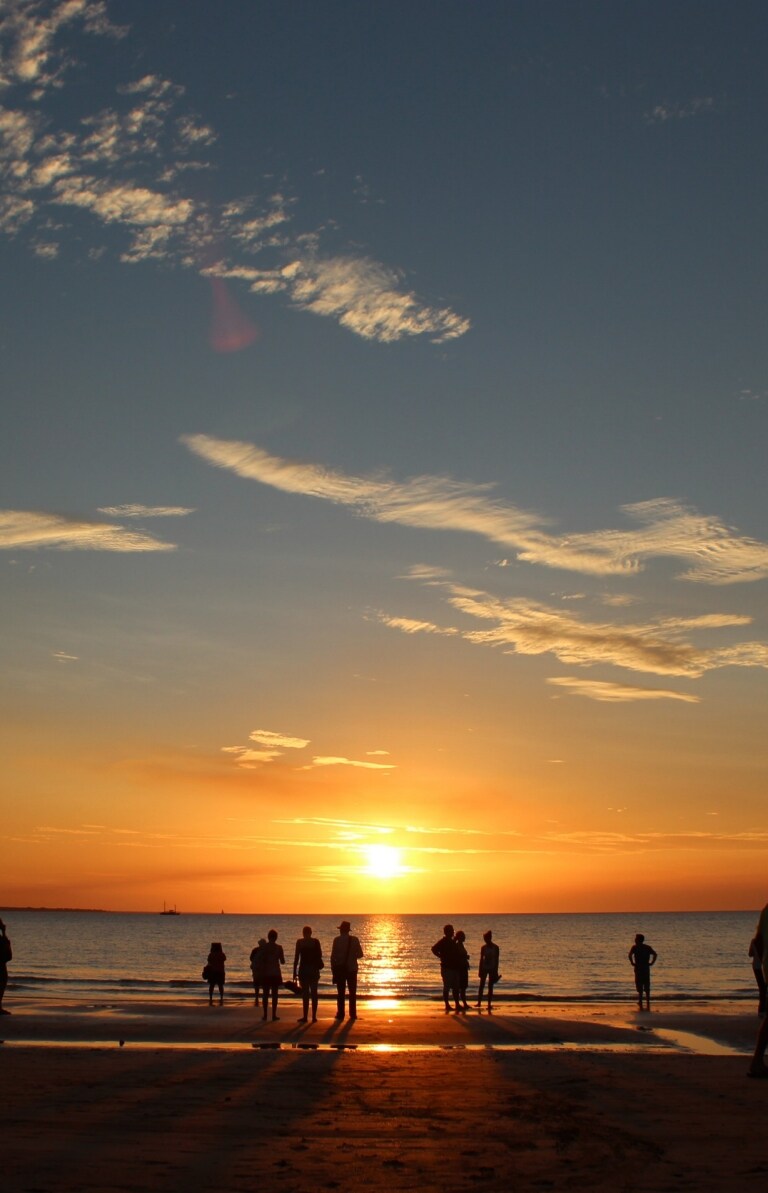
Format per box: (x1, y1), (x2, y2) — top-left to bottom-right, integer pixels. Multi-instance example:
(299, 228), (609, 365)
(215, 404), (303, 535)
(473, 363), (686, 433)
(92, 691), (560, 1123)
(2, 0), (767, 914)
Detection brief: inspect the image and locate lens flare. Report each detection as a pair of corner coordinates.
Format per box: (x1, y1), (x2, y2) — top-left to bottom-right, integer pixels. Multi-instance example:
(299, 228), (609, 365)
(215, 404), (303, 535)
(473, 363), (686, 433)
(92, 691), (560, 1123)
(209, 277), (260, 352)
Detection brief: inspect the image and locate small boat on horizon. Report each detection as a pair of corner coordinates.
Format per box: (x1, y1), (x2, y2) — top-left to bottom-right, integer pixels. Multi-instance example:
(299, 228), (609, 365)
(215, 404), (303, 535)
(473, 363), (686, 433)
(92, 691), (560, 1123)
(160, 902), (181, 915)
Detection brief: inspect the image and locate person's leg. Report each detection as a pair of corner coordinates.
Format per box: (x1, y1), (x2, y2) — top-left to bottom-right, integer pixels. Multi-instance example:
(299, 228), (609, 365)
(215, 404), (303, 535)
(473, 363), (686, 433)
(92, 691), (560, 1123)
(335, 978), (345, 1018)
(749, 1012), (768, 1075)
(0, 971), (7, 1013)
(262, 984), (269, 1020)
(208, 981), (214, 1006)
(442, 974), (451, 1011)
(271, 980), (279, 1020)
(757, 970), (767, 1014)
(348, 972), (358, 1018)
(311, 979), (319, 1021)
(299, 981), (309, 1021)
(218, 980), (224, 1006)
(476, 975), (486, 1007)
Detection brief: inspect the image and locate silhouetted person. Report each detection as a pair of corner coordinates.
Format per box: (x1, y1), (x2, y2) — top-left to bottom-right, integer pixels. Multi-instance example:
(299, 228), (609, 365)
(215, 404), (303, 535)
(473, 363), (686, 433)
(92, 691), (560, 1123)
(261, 928), (285, 1021)
(749, 931), (766, 1014)
(331, 920), (363, 1020)
(249, 937), (267, 1007)
(293, 925), (324, 1023)
(628, 933), (657, 1011)
(206, 941), (226, 1006)
(455, 929), (470, 1012)
(0, 919), (11, 1015)
(431, 923), (462, 1013)
(476, 930), (500, 1011)
(749, 903), (768, 1077)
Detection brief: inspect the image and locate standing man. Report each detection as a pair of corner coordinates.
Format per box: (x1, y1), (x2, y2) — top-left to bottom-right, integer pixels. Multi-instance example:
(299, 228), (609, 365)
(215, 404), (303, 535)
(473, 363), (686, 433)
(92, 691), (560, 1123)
(432, 923), (462, 1013)
(476, 929), (501, 1011)
(748, 903), (768, 1078)
(0, 918), (12, 1015)
(331, 920), (363, 1021)
(628, 932), (658, 1011)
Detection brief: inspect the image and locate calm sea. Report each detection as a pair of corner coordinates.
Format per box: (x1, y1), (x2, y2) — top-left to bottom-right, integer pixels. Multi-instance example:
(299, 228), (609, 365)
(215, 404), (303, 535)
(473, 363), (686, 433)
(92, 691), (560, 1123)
(2, 910), (760, 1005)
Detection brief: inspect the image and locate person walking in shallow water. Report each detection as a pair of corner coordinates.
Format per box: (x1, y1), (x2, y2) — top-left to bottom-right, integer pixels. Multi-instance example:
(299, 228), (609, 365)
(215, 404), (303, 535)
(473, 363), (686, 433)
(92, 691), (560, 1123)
(476, 930), (500, 1011)
(0, 918), (12, 1015)
(205, 942), (226, 1006)
(628, 933), (657, 1011)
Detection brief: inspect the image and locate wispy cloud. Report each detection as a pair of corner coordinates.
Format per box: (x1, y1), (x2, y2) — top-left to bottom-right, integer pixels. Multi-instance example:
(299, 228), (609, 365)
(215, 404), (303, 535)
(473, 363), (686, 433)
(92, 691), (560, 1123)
(249, 728), (310, 750)
(182, 436), (768, 585)
(0, 0), (126, 94)
(0, 6), (469, 343)
(546, 677), (700, 703)
(302, 755), (395, 770)
(97, 504), (194, 518)
(222, 745), (283, 768)
(0, 509), (176, 551)
(377, 585), (768, 678)
(646, 97), (715, 124)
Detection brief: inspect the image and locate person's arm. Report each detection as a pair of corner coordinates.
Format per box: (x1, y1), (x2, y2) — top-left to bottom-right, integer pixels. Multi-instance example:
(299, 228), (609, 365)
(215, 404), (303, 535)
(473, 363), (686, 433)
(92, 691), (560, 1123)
(628, 947), (636, 966)
(431, 940), (441, 957)
(353, 937), (363, 961)
(293, 941), (301, 976)
(649, 948), (657, 965)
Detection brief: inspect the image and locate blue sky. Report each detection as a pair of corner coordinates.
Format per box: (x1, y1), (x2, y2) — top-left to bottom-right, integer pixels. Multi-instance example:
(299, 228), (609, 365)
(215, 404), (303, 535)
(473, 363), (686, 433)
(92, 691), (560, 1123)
(2, 1), (767, 912)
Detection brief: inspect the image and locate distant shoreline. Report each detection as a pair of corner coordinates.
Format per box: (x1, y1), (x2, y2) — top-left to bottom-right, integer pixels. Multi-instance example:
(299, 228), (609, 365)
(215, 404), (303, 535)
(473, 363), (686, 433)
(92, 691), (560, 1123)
(1, 906), (759, 915)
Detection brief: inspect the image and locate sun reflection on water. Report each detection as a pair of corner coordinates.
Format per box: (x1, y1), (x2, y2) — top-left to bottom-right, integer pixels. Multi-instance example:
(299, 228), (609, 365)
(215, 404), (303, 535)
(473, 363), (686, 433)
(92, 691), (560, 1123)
(363, 915), (406, 1005)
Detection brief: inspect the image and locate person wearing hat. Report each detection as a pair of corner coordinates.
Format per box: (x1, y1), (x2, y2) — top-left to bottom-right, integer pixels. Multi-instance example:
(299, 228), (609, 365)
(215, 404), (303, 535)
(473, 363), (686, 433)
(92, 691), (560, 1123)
(330, 920), (363, 1020)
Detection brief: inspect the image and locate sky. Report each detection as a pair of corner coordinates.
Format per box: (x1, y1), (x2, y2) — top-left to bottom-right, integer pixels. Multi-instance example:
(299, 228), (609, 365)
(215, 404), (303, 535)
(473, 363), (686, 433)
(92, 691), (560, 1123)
(2, 0), (767, 914)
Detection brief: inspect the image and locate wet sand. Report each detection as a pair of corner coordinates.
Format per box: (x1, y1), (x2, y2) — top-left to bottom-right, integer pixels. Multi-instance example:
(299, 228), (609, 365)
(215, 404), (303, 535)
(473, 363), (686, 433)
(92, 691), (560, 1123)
(3, 998), (765, 1191)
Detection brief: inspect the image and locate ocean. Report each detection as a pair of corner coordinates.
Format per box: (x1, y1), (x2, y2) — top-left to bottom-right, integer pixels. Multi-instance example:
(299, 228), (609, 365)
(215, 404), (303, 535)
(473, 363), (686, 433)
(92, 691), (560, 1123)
(3, 909), (760, 1006)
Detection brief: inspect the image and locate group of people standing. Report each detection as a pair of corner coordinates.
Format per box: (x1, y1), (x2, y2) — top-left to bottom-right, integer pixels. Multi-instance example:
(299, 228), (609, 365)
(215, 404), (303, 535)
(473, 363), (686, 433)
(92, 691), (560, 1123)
(204, 920), (363, 1022)
(431, 924), (500, 1013)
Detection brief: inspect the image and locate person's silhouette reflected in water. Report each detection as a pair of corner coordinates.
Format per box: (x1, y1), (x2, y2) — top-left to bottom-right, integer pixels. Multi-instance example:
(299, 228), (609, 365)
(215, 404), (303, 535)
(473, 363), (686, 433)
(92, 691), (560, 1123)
(293, 925), (324, 1023)
(261, 929), (285, 1021)
(628, 933), (657, 1011)
(330, 921), (363, 1020)
(205, 941), (226, 1006)
(0, 919), (12, 1015)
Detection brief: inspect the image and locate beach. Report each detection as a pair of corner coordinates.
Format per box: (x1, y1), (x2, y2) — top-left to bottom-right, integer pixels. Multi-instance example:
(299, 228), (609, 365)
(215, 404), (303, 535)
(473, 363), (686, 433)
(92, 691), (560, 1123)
(3, 996), (765, 1191)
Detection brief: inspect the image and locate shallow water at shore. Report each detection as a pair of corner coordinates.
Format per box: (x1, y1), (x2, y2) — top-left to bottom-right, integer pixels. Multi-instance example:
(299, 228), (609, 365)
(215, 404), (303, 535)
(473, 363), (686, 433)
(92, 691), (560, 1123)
(3, 908), (760, 1005)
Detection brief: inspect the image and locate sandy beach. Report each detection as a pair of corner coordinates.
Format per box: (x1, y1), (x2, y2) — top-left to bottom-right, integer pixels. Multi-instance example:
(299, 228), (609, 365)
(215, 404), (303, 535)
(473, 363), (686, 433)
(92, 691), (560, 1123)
(3, 996), (766, 1191)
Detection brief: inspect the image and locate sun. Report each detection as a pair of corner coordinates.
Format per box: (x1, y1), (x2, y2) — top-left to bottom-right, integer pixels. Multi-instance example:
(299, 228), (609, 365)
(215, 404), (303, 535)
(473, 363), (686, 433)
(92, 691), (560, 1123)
(364, 844), (403, 880)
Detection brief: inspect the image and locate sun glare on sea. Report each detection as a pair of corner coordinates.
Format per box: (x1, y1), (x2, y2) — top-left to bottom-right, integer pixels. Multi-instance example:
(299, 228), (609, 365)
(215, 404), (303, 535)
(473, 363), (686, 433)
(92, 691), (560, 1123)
(365, 844), (403, 879)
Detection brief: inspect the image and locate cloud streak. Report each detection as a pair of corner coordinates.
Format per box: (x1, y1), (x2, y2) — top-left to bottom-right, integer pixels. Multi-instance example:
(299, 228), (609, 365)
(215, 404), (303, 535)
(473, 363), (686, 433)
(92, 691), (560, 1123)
(546, 677), (701, 703)
(182, 435), (768, 585)
(0, 509), (176, 551)
(378, 585), (768, 678)
(0, 6), (469, 343)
